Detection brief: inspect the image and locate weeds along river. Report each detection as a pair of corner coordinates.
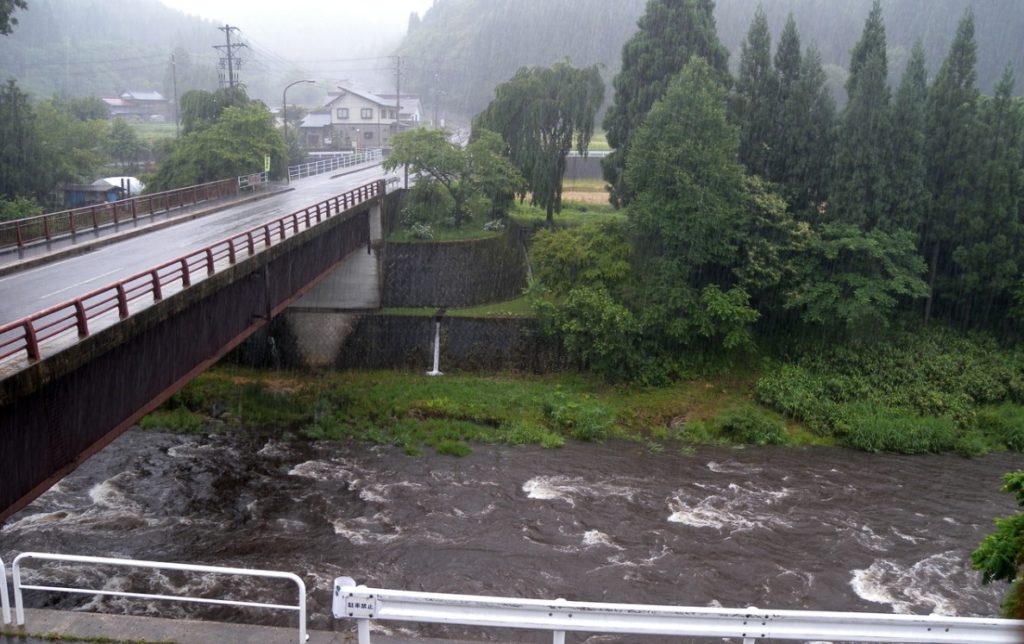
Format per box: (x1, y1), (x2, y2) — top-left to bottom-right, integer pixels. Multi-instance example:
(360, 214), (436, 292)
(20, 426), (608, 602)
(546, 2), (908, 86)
(1, 428), (1020, 641)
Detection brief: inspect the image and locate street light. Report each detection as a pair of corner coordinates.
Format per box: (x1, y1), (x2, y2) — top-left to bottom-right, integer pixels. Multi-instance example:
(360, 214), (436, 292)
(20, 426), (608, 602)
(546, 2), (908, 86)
(283, 79), (315, 183)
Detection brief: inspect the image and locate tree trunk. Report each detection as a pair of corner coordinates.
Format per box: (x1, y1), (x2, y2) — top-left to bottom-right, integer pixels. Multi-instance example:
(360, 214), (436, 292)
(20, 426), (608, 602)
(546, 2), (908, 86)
(546, 201), (554, 228)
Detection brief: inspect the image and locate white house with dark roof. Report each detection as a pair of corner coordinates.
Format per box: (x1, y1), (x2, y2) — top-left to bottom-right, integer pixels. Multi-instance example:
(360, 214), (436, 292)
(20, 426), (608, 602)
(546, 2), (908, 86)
(299, 85), (425, 150)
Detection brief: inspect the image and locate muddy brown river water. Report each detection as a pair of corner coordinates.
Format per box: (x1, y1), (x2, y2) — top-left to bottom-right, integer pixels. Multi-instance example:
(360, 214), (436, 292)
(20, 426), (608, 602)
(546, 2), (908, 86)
(2, 429), (1020, 641)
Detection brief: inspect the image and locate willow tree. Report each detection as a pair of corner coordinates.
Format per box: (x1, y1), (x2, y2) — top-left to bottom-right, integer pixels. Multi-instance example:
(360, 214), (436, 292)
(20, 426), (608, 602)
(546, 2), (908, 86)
(475, 61), (604, 226)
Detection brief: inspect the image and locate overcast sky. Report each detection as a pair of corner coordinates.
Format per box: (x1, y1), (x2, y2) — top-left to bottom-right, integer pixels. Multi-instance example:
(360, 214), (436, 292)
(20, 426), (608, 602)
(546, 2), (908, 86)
(159, 0), (436, 72)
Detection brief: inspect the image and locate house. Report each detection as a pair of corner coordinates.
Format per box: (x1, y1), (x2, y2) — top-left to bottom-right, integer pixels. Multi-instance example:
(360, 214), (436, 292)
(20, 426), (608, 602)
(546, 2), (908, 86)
(63, 180), (125, 208)
(299, 85), (424, 150)
(298, 112), (333, 148)
(101, 90), (170, 122)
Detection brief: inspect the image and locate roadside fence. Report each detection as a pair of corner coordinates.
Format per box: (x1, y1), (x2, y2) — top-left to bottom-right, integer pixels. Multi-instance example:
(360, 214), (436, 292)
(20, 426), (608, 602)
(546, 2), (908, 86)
(287, 149), (382, 181)
(12, 553), (307, 642)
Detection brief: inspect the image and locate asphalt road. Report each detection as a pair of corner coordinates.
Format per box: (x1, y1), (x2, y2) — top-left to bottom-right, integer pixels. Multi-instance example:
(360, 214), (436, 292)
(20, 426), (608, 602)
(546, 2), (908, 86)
(0, 165), (393, 328)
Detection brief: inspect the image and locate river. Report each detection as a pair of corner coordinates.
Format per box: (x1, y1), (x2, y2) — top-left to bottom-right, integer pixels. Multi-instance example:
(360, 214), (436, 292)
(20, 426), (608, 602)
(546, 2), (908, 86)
(1, 428), (1020, 641)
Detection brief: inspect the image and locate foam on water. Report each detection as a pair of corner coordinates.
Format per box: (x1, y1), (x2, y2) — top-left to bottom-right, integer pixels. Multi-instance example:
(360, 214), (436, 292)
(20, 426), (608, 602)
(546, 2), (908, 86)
(667, 482), (793, 532)
(331, 513), (401, 545)
(523, 475), (638, 508)
(287, 460), (354, 482)
(707, 460), (762, 475)
(582, 530), (622, 550)
(850, 551), (967, 615)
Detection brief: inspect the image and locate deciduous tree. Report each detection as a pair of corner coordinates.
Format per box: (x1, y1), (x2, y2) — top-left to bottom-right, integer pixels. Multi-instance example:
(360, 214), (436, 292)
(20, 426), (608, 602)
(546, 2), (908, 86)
(474, 62), (603, 226)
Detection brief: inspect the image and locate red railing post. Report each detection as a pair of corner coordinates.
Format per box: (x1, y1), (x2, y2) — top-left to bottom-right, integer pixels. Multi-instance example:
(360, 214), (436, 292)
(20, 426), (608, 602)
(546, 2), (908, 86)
(149, 196), (155, 216)
(278, 220), (285, 241)
(23, 320), (40, 361)
(116, 284), (129, 318)
(73, 300), (89, 337)
(131, 198), (137, 220)
(206, 248), (215, 275)
(315, 203), (322, 222)
(228, 239), (237, 264)
(43, 215), (51, 241)
(180, 258), (191, 287)
(246, 232), (255, 256)
(15, 222), (23, 248)
(151, 270), (163, 301)
(68, 212), (75, 236)
(91, 206), (99, 230)
(292, 213), (299, 235)
(263, 225), (271, 247)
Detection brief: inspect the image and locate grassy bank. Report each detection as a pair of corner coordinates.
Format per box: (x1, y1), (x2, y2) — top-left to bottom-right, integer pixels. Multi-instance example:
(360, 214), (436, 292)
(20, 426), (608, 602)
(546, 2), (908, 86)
(139, 367), (807, 456)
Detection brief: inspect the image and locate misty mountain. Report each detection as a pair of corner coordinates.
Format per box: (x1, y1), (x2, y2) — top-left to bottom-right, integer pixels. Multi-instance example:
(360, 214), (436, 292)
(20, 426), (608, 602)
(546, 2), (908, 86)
(398, 0), (1024, 119)
(0, 0), (222, 99)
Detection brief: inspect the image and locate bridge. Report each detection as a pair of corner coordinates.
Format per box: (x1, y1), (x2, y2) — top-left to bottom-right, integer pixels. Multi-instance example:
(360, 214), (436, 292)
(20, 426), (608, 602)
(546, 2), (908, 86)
(0, 162), (398, 522)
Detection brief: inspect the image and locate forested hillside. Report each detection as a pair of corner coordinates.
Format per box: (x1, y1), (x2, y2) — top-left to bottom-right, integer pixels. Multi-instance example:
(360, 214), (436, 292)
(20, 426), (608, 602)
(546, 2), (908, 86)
(0, 0), (221, 98)
(398, 0), (1024, 118)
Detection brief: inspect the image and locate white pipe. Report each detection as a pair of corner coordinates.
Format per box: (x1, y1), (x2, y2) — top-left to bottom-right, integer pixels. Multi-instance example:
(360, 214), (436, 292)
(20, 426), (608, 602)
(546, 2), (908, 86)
(426, 320), (442, 376)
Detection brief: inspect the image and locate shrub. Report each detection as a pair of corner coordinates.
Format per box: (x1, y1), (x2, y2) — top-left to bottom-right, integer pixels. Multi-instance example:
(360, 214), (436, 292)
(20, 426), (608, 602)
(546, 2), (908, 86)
(841, 403), (958, 454)
(435, 440), (472, 457)
(714, 405), (788, 446)
(975, 404), (1024, 452)
(543, 388), (613, 441)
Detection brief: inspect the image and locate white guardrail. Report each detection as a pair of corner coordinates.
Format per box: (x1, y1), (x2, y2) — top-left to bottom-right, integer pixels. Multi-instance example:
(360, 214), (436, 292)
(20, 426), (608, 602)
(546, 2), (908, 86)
(332, 577), (1024, 644)
(1, 556), (10, 625)
(288, 149), (383, 181)
(12, 553), (307, 642)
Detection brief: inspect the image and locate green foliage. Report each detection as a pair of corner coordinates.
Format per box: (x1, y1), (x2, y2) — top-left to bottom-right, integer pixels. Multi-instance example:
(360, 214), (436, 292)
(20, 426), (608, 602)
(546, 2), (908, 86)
(0, 80), (50, 201)
(149, 102), (285, 191)
(530, 222), (631, 295)
(0, 0), (26, 35)
(474, 61), (604, 225)
(434, 440), (473, 457)
(543, 388), (614, 441)
(0, 194), (41, 221)
(784, 223), (928, 333)
(385, 127), (523, 227)
(972, 472), (1024, 618)
(755, 327), (1024, 451)
(732, 5), (777, 177)
(107, 118), (145, 173)
(603, 0), (730, 206)
(714, 405), (788, 445)
(138, 407), (204, 433)
(841, 403), (958, 453)
(975, 404), (1024, 452)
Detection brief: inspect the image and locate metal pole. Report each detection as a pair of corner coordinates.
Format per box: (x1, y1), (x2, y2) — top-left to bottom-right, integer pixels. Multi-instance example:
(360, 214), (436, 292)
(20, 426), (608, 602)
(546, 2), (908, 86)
(282, 80), (315, 184)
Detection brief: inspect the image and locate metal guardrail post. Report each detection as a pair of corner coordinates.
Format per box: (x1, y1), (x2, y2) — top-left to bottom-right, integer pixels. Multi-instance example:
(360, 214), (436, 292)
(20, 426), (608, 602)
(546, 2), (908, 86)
(1, 556), (10, 625)
(13, 553), (307, 643)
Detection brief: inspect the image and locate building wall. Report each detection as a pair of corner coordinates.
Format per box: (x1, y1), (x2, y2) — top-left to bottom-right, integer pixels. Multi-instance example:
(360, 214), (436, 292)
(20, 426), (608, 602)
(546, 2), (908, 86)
(327, 92), (398, 147)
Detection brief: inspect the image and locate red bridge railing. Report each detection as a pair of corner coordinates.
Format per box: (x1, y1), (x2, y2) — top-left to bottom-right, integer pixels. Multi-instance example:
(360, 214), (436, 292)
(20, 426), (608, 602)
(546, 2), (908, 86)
(0, 180), (382, 366)
(0, 179), (239, 250)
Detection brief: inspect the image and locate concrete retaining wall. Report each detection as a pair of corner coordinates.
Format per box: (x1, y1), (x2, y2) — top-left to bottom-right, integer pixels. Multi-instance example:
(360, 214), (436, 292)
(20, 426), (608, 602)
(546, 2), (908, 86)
(382, 231), (527, 308)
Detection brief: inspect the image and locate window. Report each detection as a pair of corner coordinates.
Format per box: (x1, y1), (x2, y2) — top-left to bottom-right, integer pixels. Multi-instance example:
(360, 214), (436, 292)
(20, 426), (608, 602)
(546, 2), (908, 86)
(361, 108), (373, 119)
(364, 131), (374, 140)
(337, 108), (349, 120)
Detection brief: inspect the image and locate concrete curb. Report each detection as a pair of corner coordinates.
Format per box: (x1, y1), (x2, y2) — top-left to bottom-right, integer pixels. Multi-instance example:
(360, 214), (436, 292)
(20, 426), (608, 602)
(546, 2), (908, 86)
(0, 187), (294, 279)
(1, 608), (488, 643)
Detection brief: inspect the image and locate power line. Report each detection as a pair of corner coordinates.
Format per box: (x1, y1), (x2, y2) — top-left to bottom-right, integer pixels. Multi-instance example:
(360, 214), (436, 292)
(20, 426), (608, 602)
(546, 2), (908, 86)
(213, 24), (247, 89)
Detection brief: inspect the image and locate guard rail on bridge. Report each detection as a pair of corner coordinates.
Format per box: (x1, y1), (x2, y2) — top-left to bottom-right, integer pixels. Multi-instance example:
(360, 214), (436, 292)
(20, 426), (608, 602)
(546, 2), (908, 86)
(0, 178), (238, 251)
(12, 553), (306, 642)
(0, 181), (381, 369)
(334, 577), (1024, 644)
(287, 149), (382, 181)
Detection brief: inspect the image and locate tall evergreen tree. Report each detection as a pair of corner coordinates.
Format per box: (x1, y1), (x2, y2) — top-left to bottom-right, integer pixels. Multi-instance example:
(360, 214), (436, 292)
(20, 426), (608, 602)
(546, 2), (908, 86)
(602, 0), (729, 207)
(0, 79), (49, 201)
(888, 41), (930, 234)
(923, 9), (980, 322)
(769, 44), (836, 216)
(734, 4), (776, 178)
(952, 66), (1022, 327)
(765, 14), (801, 190)
(831, 0), (894, 230)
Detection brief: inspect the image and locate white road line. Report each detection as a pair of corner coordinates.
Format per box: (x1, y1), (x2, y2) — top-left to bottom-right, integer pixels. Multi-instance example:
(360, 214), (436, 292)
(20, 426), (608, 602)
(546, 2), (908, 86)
(38, 269), (121, 300)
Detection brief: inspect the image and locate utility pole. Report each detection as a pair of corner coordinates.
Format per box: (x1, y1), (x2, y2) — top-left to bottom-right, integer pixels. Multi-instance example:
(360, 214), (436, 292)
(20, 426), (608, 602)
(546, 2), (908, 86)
(171, 52), (180, 138)
(214, 25), (247, 89)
